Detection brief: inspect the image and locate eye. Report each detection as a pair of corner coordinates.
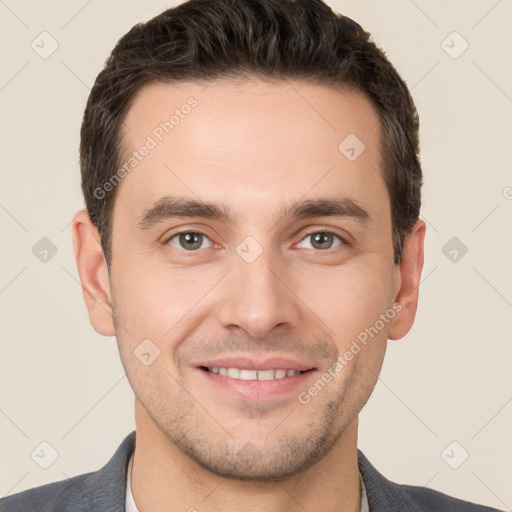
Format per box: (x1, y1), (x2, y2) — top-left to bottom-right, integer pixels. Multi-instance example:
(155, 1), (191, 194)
(297, 231), (345, 251)
(166, 232), (213, 251)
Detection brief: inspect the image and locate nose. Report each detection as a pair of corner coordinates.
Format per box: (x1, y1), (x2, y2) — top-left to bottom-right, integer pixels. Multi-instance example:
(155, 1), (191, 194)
(216, 248), (302, 340)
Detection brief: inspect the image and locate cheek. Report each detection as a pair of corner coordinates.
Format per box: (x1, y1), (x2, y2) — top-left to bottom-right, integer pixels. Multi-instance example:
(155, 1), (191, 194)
(111, 261), (222, 345)
(111, 246), (395, 352)
(294, 258), (396, 343)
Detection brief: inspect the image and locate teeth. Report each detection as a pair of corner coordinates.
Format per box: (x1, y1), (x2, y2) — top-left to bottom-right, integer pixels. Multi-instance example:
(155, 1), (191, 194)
(226, 367), (240, 378)
(257, 369), (275, 381)
(240, 369), (258, 380)
(208, 367), (301, 380)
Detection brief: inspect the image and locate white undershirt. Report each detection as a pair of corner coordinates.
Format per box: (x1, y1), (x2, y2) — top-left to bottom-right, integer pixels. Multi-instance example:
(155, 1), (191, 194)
(125, 452), (139, 512)
(125, 453), (369, 511)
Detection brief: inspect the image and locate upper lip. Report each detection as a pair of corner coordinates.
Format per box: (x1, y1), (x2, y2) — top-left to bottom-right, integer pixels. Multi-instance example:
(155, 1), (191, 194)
(195, 357), (316, 372)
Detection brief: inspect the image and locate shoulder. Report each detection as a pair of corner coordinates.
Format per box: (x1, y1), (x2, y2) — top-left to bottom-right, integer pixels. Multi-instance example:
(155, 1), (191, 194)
(0, 431), (136, 512)
(400, 483), (503, 511)
(357, 449), (503, 512)
(0, 472), (96, 512)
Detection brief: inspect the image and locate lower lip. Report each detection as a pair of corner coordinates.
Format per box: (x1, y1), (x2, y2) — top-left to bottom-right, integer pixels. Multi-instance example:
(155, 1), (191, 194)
(197, 368), (317, 400)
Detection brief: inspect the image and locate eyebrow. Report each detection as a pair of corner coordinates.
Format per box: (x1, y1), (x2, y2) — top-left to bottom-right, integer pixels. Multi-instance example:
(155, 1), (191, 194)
(136, 195), (370, 230)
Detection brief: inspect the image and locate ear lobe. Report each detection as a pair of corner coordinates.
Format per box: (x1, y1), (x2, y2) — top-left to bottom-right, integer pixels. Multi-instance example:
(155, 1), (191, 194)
(388, 220), (426, 341)
(72, 210), (115, 337)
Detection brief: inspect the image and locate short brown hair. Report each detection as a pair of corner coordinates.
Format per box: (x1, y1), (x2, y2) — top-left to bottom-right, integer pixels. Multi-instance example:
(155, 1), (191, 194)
(80, 0), (422, 267)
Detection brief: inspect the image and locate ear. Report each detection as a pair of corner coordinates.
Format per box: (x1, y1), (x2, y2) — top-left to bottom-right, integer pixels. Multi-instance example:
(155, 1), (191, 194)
(388, 219), (426, 340)
(72, 210), (115, 336)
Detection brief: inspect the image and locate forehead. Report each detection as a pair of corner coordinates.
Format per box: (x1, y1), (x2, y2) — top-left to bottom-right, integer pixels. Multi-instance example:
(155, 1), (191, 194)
(115, 79), (387, 226)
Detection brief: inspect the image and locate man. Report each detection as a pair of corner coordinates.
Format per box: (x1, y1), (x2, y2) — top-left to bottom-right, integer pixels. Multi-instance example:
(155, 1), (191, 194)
(0, 0), (503, 511)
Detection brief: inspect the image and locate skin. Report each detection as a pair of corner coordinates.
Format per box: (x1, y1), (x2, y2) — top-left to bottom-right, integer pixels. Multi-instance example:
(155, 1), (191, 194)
(72, 79), (425, 512)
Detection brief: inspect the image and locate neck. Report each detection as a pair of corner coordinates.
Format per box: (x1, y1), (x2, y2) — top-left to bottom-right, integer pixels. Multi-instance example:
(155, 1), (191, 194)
(130, 400), (361, 512)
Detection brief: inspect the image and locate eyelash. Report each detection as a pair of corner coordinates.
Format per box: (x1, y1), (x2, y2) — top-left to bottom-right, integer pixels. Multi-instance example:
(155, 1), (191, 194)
(164, 229), (348, 252)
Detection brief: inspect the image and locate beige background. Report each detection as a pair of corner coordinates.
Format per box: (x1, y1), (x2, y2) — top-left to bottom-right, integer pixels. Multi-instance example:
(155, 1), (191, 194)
(1, 0), (511, 509)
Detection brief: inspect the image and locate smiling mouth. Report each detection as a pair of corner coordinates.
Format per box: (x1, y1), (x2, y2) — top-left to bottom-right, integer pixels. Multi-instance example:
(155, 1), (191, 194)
(199, 366), (315, 381)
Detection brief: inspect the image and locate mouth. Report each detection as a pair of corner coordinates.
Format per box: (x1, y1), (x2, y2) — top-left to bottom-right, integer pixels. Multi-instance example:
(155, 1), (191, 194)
(199, 366), (315, 381)
(194, 358), (318, 400)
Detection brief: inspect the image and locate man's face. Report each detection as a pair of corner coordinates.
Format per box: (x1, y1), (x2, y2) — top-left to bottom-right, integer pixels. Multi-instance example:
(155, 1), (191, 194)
(106, 79), (402, 479)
